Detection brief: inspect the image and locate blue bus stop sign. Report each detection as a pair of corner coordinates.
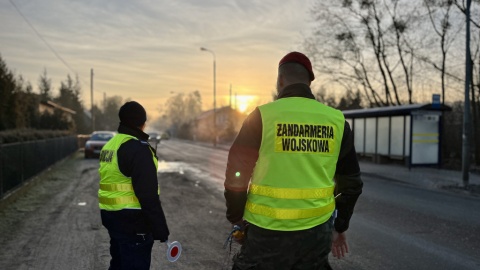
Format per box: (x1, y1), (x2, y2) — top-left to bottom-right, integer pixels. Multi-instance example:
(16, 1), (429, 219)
(432, 94), (441, 109)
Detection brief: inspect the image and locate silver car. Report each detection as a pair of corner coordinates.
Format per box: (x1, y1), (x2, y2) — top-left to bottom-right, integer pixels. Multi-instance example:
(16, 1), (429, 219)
(84, 131), (116, 158)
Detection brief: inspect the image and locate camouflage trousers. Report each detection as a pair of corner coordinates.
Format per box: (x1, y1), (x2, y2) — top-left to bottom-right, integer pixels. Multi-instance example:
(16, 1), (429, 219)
(232, 219), (334, 270)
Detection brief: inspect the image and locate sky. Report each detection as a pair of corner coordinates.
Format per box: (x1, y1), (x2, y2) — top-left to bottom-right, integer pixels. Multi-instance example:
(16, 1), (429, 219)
(0, 0), (316, 119)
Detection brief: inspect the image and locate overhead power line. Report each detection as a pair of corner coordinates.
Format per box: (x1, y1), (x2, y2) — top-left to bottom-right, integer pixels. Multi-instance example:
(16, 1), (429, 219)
(8, 0), (89, 87)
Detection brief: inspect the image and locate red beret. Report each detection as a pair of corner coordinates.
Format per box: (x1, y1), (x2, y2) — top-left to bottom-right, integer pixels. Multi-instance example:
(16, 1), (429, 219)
(279, 51), (315, 81)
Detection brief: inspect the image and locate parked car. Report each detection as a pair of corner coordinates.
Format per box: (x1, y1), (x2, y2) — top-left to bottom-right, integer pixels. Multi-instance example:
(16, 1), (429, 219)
(84, 131), (116, 158)
(148, 131), (161, 143)
(147, 131), (162, 151)
(161, 131), (170, 140)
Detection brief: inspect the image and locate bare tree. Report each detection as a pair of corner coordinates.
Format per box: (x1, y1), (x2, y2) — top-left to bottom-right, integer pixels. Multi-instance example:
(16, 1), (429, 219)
(424, 0), (455, 104)
(315, 86), (338, 107)
(38, 68), (52, 101)
(453, 0), (480, 28)
(304, 0), (421, 107)
(386, 1), (417, 104)
(161, 91), (202, 138)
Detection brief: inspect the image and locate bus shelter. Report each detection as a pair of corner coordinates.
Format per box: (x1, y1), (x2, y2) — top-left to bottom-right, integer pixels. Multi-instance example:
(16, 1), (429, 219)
(343, 103), (451, 167)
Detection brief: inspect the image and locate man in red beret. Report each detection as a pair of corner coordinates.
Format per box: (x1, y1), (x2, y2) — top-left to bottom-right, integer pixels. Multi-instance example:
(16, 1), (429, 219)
(224, 51), (363, 269)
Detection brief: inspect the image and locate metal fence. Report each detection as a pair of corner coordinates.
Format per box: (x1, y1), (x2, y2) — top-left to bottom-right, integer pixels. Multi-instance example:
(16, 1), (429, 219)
(0, 136), (78, 199)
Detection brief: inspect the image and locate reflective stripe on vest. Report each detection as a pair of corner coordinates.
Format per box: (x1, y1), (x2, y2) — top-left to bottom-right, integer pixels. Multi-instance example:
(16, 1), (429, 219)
(98, 195), (139, 205)
(244, 97), (345, 231)
(100, 183), (160, 193)
(245, 200), (335, 220)
(249, 183), (334, 199)
(100, 183), (134, 192)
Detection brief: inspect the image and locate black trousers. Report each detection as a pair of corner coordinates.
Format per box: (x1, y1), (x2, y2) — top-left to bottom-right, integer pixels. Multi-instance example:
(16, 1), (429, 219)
(232, 219), (334, 270)
(107, 230), (154, 270)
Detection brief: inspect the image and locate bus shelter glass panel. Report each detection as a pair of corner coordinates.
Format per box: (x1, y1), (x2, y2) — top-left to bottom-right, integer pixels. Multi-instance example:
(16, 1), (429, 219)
(365, 118), (376, 154)
(390, 116), (405, 156)
(346, 119), (352, 129)
(353, 118), (365, 154)
(377, 117), (389, 155)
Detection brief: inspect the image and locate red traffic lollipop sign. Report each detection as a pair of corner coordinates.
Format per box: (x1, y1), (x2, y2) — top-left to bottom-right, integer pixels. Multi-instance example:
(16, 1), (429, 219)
(166, 241), (182, 262)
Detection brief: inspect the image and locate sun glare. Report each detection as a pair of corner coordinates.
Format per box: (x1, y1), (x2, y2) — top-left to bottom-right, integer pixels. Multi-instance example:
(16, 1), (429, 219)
(235, 95), (257, 113)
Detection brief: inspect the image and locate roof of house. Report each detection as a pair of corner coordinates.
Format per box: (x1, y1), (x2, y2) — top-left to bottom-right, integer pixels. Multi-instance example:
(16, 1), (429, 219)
(196, 106), (238, 120)
(40, 100), (76, 115)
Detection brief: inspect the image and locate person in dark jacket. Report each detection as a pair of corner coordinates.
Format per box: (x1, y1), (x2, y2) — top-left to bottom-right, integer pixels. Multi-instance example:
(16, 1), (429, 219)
(98, 101), (169, 270)
(224, 52), (363, 269)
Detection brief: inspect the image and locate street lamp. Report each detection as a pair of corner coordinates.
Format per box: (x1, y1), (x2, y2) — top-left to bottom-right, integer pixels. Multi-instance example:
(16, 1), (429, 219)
(200, 47), (217, 147)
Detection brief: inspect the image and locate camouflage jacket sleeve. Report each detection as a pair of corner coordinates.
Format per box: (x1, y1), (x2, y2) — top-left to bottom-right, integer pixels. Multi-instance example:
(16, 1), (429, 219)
(224, 108), (261, 224)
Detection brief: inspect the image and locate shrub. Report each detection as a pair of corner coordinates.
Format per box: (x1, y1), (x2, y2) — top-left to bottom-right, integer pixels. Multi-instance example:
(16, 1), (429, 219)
(0, 129), (73, 144)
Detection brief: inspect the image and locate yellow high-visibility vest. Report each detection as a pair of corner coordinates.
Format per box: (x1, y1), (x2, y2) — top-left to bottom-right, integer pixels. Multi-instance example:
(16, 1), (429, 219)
(98, 134), (158, 210)
(244, 97), (345, 231)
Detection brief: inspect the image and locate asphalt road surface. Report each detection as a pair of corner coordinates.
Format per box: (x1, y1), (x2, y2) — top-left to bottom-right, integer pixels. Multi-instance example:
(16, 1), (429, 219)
(0, 138), (479, 269)
(156, 139), (480, 270)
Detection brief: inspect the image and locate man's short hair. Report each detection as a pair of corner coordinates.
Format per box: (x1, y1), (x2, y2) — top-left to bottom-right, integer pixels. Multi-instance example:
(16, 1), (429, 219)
(278, 63), (311, 83)
(278, 51), (315, 81)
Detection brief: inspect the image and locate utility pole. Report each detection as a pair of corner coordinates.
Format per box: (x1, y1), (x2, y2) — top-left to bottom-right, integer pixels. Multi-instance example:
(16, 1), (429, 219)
(229, 84), (232, 108)
(200, 47), (217, 147)
(90, 68), (95, 132)
(462, 0), (472, 186)
(213, 55), (217, 147)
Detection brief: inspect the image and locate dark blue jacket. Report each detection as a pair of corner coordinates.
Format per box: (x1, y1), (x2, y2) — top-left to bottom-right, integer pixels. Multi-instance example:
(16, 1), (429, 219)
(100, 124), (169, 241)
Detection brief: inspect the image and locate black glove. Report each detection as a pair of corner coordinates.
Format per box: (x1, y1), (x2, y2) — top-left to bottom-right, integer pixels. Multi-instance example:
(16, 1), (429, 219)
(154, 224), (170, 242)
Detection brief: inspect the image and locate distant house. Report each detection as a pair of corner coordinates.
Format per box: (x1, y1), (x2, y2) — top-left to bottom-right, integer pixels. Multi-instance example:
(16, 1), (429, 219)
(39, 100), (76, 123)
(194, 106), (246, 143)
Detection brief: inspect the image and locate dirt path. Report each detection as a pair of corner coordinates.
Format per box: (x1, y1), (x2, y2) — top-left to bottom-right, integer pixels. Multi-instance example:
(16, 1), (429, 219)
(0, 150), (233, 270)
(0, 152), (107, 270)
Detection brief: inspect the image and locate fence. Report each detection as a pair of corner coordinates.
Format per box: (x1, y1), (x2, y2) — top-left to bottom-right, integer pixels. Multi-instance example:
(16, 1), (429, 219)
(0, 136), (78, 199)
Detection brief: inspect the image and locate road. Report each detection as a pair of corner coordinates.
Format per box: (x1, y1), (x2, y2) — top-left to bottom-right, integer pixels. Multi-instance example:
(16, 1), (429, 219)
(158, 139), (480, 270)
(344, 175), (480, 269)
(0, 138), (479, 269)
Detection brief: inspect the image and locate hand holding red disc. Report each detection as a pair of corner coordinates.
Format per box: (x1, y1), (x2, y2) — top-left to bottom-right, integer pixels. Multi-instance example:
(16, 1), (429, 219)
(166, 241), (182, 262)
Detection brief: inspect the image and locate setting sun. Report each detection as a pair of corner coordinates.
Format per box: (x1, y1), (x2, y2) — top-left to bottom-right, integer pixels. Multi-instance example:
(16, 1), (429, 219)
(235, 95), (258, 114)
